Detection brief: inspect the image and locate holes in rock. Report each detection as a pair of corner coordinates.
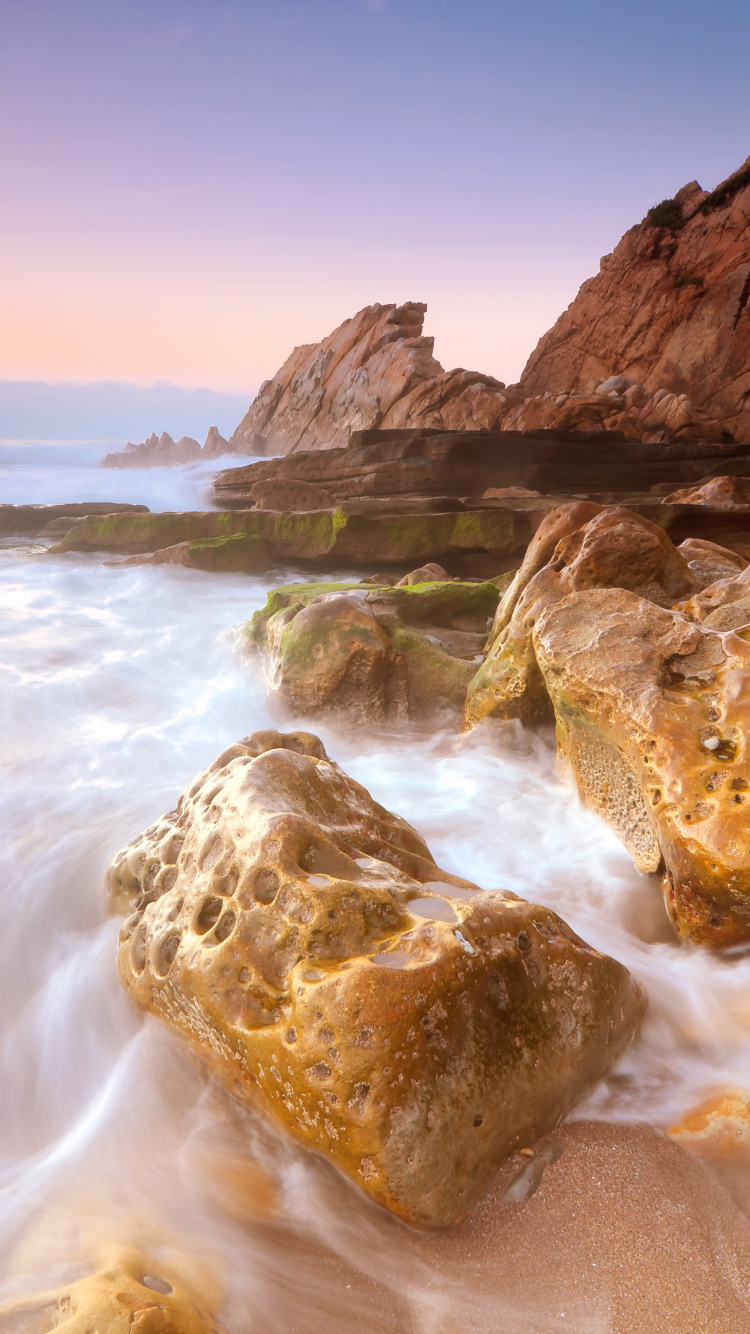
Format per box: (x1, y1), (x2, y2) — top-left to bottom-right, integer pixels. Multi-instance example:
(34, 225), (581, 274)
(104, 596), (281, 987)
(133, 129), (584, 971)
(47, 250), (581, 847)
(155, 933), (180, 977)
(299, 843), (355, 878)
(141, 1276), (173, 1296)
(254, 868), (280, 905)
(130, 923), (148, 975)
(214, 909), (237, 943)
(158, 866), (178, 895)
(650, 789), (662, 806)
(199, 835), (225, 872)
(119, 910), (143, 943)
(238, 967), (251, 984)
(473, 1116), (484, 1128)
(166, 897), (184, 922)
(517, 931), (532, 953)
(733, 777), (749, 791)
(195, 896), (223, 934)
(213, 865), (240, 896)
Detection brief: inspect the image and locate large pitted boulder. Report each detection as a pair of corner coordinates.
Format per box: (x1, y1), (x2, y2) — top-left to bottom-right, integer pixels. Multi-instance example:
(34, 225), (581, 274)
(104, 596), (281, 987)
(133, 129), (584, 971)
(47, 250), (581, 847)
(677, 565), (750, 633)
(247, 576), (502, 720)
(0, 1253), (221, 1333)
(464, 503), (699, 729)
(107, 730), (644, 1229)
(532, 587), (750, 947)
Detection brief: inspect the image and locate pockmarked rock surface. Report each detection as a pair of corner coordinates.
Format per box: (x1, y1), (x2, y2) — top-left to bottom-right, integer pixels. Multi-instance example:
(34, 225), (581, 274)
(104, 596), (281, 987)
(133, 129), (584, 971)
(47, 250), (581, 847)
(107, 730), (644, 1229)
(0, 1253), (222, 1333)
(518, 160), (750, 444)
(532, 586), (750, 947)
(464, 503), (699, 729)
(247, 576), (501, 720)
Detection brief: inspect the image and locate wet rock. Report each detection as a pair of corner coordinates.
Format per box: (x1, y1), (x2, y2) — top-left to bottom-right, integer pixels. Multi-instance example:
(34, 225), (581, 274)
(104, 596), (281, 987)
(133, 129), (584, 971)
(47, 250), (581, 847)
(214, 430), (750, 509)
(464, 503), (698, 729)
(0, 502), (149, 538)
(201, 425), (230, 458)
(669, 1090), (750, 1160)
(251, 479), (337, 511)
(532, 586), (750, 946)
(51, 506), (531, 574)
(502, 1142), (564, 1203)
(676, 537), (747, 588)
(247, 578), (501, 720)
(102, 432), (204, 469)
(0, 1253), (221, 1333)
(107, 729), (644, 1229)
(395, 562), (450, 585)
(677, 565), (750, 632)
(114, 534), (272, 575)
(663, 475), (750, 507)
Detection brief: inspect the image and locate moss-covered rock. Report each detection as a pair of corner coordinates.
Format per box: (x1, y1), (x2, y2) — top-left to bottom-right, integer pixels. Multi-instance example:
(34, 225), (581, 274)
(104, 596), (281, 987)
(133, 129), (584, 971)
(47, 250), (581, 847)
(246, 576), (503, 721)
(50, 505), (533, 571)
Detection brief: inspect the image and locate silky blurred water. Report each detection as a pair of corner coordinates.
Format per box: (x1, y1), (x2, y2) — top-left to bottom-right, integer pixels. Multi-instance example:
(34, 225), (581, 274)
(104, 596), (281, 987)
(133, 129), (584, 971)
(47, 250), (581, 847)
(1, 457), (749, 1330)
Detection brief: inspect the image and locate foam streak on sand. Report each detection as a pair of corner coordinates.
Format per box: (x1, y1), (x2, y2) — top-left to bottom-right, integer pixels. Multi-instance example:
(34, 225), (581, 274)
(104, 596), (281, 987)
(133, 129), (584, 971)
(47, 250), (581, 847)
(1, 459), (750, 1330)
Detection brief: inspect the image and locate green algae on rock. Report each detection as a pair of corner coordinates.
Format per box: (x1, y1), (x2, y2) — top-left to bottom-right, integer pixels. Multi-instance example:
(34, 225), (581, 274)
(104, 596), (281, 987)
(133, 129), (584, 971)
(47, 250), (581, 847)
(107, 728), (645, 1230)
(464, 503), (699, 731)
(49, 504), (538, 572)
(247, 576), (503, 720)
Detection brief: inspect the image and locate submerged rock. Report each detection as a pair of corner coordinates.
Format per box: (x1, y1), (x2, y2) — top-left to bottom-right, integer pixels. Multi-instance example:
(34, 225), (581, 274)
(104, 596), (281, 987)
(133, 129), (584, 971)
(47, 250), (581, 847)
(0, 1253), (221, 1333)
(247, 576), (501, 720)
(464, 503), (698, 729)
(107, 730), (644, 1230)
(669, 1090), (750, 1161)
(532, 586), (750, 946)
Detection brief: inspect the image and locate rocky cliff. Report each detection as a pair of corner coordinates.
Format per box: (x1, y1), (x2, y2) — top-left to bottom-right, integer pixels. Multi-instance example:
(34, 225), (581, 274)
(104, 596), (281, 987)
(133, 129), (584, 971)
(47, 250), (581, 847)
(517, 159), (750, 443)
(228, 302), (509, 455)
(225, 157), (750, 455)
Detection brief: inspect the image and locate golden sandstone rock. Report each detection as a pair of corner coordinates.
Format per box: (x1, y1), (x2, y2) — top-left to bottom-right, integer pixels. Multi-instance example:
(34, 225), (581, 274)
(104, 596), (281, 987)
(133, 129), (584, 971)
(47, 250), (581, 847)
(107, 730), (643, 1229)
(669, 1090), (750, 1160)
(464, 503), (698, 730)
(532, 587), (750, 946)
(0, 1253), (221, 1333)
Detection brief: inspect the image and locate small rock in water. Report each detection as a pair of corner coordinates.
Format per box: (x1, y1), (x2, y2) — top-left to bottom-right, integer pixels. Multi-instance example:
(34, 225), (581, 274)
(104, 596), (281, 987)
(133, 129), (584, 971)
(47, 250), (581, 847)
(503, 1142), (564, 1203)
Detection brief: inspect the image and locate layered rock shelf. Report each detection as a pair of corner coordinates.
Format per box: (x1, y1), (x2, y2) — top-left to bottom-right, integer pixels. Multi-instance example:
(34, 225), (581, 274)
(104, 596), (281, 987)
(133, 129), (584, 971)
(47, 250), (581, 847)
(213, 428), (750, 509)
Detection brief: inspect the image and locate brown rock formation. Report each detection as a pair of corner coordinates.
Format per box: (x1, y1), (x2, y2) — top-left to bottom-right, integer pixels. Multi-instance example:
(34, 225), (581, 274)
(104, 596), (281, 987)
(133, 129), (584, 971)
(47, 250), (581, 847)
(663, 474), (750, 507)
(518, 160), (750, 443)
(676, 537), (747, 588)
(464, 504), (699, 729)
(532, 586), (750, 947)
(228, 302), (512, 455)
(102, 427), (232, 469)
(107, 729), (643, 1229)
(669, 1090), (750, 1161)
(0, 1252), (222, 1333)
(251, 478), (337, 511)
(248, 577), (499, 721)
(214, 429), (750, 509)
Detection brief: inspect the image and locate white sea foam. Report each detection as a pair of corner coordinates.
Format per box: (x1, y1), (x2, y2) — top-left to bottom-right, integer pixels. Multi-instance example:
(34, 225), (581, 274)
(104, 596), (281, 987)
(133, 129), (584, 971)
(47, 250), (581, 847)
(0, 456), (748, 1328)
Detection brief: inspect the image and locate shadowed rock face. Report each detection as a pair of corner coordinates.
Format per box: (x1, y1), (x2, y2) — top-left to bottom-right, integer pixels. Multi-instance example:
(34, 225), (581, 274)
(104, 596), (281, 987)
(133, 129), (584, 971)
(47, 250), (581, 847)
(248, 577), (501, 722)
(533, 587), (750, 947)
(518, 162), (750, 444)
(464, 504), (699, 730)
(0, 1252), (222, 1333)
(107, 730), (644, 1229)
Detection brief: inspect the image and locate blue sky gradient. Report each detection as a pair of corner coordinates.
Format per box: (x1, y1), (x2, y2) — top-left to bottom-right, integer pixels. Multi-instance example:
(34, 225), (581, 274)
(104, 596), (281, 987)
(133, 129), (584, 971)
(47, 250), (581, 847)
(1, 0), (748, 412)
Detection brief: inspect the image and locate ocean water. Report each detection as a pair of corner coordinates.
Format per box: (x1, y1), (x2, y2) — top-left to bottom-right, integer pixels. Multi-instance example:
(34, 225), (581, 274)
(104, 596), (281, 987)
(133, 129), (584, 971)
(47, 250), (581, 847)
(0, 451), (749, 1330)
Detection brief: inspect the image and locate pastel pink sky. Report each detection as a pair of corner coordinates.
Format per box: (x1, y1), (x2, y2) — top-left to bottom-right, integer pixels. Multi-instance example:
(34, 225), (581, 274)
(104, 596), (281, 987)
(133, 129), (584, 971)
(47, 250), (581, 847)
(2, 0), (749, 396)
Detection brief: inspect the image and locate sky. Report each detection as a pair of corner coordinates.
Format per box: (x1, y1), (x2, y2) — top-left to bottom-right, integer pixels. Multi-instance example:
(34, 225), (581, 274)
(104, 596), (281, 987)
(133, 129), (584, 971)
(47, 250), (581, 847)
(1, 0), (750, 433)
